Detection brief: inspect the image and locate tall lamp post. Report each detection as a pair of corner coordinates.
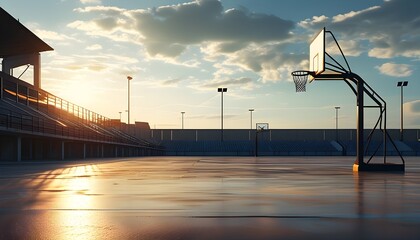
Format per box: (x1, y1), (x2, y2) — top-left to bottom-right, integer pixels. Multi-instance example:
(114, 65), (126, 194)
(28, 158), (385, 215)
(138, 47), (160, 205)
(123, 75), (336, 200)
(249, 109), (254, 129)
(335, 106), (340, 141)
(181, 111), (185, 129)
(218, 88), (227, 141)
(118, 111), (122, 129)
(397, 81), (408, 141)
(127, 76), (132, 125)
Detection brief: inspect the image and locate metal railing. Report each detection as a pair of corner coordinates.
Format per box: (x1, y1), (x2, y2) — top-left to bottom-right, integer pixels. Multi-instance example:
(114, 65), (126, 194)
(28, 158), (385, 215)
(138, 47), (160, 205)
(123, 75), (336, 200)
(0, 73), (161, 149)
(0, 73), (111, 126)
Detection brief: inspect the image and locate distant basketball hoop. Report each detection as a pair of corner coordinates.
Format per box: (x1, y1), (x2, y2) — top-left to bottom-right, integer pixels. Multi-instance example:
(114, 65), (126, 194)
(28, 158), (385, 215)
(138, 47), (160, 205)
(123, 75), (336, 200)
(256, 123), (269, 131)
(255, 123), (269, 157)
(291, 70), (312, 92)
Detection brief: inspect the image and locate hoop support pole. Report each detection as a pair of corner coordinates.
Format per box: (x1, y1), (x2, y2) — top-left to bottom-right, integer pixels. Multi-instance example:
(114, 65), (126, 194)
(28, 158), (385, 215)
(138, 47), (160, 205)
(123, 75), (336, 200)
(356, 75), (364, 167)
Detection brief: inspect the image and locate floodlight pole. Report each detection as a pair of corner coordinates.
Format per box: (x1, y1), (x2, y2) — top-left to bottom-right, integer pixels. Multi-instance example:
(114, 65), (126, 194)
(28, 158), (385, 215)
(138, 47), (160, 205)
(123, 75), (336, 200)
(218, 88), (227, 141)
(127, 76), (132, 125)
(118, 111), (122, 129)
(335, 106), (340, 141)
(397, 81), (408, 141)
(400, 85), (403, 141)
(249, 109), (254, 129)
(181, 111), (185, 129)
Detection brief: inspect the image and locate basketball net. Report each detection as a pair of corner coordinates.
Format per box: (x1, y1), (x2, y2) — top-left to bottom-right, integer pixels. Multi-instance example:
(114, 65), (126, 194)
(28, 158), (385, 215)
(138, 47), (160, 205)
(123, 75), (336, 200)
(291, 71), (309, 92)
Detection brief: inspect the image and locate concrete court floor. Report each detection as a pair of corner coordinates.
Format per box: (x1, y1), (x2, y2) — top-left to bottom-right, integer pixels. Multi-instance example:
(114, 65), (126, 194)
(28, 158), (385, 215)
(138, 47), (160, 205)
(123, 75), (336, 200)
(0, 156), (420, 240)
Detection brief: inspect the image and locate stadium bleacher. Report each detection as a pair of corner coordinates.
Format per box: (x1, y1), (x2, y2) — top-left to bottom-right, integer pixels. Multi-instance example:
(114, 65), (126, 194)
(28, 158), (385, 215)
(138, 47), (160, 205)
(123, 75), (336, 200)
(0, 72), (163, 161)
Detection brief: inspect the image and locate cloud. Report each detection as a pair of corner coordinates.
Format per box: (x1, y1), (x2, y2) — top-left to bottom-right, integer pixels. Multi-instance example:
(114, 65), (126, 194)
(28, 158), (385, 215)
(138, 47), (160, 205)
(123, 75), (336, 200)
(74, 6), (124, 14)
(68, 6), (140, 43)
(405, 100), (420, 127)
(68, 0), (418, 84)
(71, 1), (294, 57)
(406, 100), (420, 113)
(202, 77), (253, 88)
(154, 78), (188, 87)
(198, 41), (305, 82)
(332, 6), (380, 23)
(68, 0), (298, 81)
(299, 15), (329, 29)
(67, 19), (138, 43)
(44, 53), (139, 74)
(161, 78), (183, 86)
(375, 62), (413, 77)
(80, 0), (101, 4)
(190, 114), (238, 120)
(86, 44), (103, 51)
(300, 0), (420, 59)
(142, 76), (198, 89)
(133, 0), (294, 58)
(33, 29), (75, 42)
(220, 43), (307, 82)
(325, 39), (364, 57)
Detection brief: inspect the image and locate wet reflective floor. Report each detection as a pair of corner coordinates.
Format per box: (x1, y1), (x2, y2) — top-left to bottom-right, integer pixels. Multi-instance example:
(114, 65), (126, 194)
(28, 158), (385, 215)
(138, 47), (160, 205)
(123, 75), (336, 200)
(1, 156), (420, 239)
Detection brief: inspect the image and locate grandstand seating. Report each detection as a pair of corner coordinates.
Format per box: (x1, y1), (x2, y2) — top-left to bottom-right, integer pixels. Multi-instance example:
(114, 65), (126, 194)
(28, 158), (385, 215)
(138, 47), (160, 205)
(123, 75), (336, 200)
(0, 72), (162, 160)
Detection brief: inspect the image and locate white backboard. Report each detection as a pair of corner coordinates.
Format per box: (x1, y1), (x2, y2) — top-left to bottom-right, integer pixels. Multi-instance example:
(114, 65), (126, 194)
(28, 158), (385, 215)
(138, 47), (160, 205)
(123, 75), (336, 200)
(309, 28), (325, 81)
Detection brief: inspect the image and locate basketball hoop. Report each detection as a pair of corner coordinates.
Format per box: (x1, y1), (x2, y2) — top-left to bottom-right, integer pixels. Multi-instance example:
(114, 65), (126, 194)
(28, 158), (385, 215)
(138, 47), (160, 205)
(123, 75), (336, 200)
(291, 70), (311, 92)
(256, 123), (269, 132)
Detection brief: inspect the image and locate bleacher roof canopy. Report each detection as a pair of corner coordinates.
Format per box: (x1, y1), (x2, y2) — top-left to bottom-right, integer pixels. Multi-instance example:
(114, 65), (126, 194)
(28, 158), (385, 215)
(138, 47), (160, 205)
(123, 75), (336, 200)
(0, 7), (53, 58)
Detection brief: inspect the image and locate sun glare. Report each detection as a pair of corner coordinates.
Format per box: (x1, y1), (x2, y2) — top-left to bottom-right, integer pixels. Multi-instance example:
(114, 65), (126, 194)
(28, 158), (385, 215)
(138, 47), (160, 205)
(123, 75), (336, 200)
(60, 80), (96, 107)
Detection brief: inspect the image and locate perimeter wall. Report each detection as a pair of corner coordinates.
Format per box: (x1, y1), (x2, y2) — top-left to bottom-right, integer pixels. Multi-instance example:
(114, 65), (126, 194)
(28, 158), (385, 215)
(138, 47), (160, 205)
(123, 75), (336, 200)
(136, 129), (419, 142)
(133, 129), (419, 156)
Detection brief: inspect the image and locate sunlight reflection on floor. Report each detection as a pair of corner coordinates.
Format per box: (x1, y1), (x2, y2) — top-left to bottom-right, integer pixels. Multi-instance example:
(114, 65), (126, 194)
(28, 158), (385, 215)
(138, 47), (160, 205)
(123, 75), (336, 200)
(0, 157), (420, 239)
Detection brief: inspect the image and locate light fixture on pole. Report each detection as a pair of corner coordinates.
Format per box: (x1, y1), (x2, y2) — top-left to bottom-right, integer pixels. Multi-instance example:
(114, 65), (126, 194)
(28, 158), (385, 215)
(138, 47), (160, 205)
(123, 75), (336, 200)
(217, 87), (227, 141)
(181, 111), (185, 129)
(335, 106), (340, 141)
(127, 76), (132, 125)
(397, 81), (408, 141)
(249, 109), (254, 130)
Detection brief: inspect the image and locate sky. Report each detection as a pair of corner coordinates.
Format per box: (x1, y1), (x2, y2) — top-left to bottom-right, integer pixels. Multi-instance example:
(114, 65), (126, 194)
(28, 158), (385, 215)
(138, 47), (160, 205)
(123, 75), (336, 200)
(1, 0), (419, 129)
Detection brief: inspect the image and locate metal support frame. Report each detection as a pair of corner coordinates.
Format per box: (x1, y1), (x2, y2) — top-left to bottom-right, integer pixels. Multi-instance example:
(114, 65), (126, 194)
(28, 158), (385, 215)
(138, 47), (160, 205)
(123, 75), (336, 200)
(356, 76), (364, 168)
(308, 30), (404, 172)
(314, 72), (404, 171)
(2, 53), (42, 88)
(0, 77), (3, 99)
